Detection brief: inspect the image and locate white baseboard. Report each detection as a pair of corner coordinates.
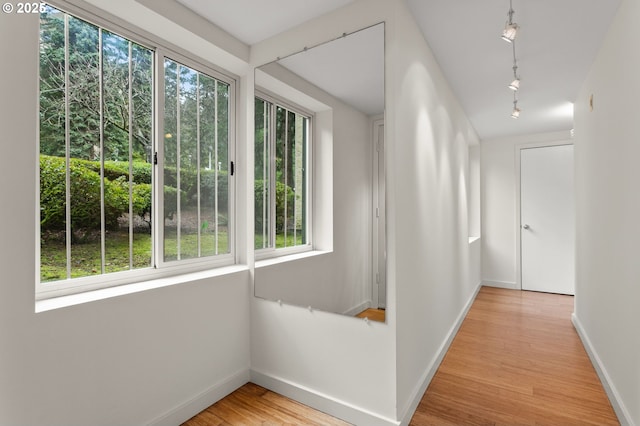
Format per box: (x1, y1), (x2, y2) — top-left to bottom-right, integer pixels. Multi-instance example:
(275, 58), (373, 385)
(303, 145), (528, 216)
(482, 280), (519, 290)
(399, 282), (482, 425)
(250, 369), (400, 426)
(572, 314), (635, 426)
(147, 368), (250, 426)
(343, 300), (372, 317)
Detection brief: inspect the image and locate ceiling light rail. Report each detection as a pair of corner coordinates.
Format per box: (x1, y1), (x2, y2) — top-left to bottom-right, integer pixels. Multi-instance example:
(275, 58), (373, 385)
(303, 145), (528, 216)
(508, 42), (520, 91)
(274, 22), (383, 63)
(502, 0), (521, 118)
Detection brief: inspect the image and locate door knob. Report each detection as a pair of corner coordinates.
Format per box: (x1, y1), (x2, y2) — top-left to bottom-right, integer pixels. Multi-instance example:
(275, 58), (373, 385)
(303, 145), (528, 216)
(523, 224), (530, 230)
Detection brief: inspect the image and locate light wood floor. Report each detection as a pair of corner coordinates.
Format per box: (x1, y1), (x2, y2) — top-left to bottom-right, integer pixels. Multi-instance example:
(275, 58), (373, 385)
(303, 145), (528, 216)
(410, 287), (619, 425)
(181, 382), (350, 426)
(183, 287), (618, 425)
(355, 307), (386, 322)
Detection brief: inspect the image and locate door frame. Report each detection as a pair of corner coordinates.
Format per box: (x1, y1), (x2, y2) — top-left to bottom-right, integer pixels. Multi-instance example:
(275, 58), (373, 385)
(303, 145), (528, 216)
(515, 139), (574, 291)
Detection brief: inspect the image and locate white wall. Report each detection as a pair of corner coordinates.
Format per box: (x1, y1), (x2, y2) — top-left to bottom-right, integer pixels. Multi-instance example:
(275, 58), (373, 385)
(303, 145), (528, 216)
(573, 0), (640, 423)
(249, 2), (398, 424)
(0, 5), (251, 426)
(250, 1), (483, 423)
(388, 2), (481, 420)
(480, 131), (572, 289)
(0, 0), (484, 424)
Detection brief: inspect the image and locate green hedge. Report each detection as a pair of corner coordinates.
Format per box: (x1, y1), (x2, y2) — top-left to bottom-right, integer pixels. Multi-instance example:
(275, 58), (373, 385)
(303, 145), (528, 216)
(40, 155), (130, 231)
(40, 156), (294, 235)
(164, 166), (228, 210)
(254, 180), (295, 232)
(39, 155), (228, 233)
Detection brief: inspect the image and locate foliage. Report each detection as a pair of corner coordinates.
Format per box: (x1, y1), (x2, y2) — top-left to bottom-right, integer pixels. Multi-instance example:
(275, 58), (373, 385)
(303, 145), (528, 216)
(40, 155), (127, 232)
(255, 180), (296, 233)
(39, 6), (153, 162)
(40, 155), (166, 235)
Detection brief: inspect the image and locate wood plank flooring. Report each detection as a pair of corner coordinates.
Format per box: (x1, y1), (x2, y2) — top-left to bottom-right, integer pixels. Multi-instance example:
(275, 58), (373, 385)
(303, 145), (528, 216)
(181, 382), (350, 426)
(355, 308), (386, 322)
(183, 287), (618, 425)
(410, 287), (619, 425)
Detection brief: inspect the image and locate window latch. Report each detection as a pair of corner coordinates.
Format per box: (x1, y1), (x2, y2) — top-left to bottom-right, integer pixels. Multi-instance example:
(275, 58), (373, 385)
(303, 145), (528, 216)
(230, 161), (235, 176)
(153, 152), (158, 165)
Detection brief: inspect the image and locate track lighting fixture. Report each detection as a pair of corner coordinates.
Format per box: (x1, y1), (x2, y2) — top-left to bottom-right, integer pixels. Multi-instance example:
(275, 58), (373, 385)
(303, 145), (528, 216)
(511, 96), (520, 119)
(503, 0), (522, 117)
(501, 0), (518, 43)
(502, 23), (518, 43)
(508, 46), (520, 91)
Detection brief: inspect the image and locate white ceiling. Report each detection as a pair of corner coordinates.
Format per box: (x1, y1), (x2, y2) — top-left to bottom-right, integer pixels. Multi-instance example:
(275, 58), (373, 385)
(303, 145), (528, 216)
(407, 0), (621, 140)
(175, 0), (355, 45)
(277, 23), (384, 116)
(176, 0), (621, 140)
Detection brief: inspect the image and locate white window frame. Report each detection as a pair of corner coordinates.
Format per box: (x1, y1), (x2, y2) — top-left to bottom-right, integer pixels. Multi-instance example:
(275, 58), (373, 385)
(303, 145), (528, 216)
(255, 90), (313, 261)
(36, 1), (237, 300)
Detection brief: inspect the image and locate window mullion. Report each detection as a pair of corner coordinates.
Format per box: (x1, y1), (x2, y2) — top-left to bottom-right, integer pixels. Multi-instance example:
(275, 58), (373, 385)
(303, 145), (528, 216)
(262, 100), (268, 249)
(176, 64), (181, 261)
(154, 52), (164, 270)
(64, 13), (71, 280)
(283, 109), (289, 247)
(214, 80), (219, 255)
(128, 41), (134, 270)
(293, 115), (298, 245)
(99, 28), (106, 276)
(269, 103), (277, 249)
(196, 73), (201, 258)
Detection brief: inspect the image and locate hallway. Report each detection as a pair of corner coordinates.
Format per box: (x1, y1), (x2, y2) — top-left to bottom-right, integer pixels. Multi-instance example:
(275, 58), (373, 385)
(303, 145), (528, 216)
(184, 286), (618, 425)
(410, 287), (618, 425)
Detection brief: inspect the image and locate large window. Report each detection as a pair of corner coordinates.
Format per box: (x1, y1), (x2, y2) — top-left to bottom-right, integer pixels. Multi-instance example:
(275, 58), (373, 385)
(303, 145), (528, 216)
(38, 5), (234, 297)
(255, 95), (310, 255)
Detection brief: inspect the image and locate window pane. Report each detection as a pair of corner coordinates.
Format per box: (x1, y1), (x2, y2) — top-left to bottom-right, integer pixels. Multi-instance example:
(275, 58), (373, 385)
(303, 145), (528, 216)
(275, 106), (287, 247)
(199, 74), (217, 257)
(163, 59), (179, 261)
(102, 31), (154, 272)
(293, 114), (308, 246)
(254, 97), (271, 249)
(67, 15), (101, 278)
(163, 59), (230, 262)
(179, 66), (198, 260)
(130, 43), (154, 269)
(274, 106), (308, 249)
(216, 81), (230, 255)
(39, 6), (153, 283)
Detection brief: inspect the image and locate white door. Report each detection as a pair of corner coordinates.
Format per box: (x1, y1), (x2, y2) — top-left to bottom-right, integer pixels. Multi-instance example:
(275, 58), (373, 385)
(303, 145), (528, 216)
(372, 120), (386, 309)
(520, 145), (575, 295)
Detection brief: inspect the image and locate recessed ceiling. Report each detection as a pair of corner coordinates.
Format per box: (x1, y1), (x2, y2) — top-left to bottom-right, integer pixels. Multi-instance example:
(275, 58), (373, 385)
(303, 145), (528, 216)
(175, 0), (356, 45)
(176, 0), (621, 141)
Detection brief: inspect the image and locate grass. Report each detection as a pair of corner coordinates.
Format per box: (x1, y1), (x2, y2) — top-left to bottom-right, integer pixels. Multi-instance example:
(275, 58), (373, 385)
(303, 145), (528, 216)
(254, 231), (306, 250)
(41, 227), (303, 282)
(41, 229), (229, 282)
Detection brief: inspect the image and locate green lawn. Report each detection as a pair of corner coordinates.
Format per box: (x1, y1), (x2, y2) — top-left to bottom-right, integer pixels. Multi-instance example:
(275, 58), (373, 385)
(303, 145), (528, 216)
(41, 228), (305, 282)
(41, 230), (229, 282)
(254, 232), (306, 250)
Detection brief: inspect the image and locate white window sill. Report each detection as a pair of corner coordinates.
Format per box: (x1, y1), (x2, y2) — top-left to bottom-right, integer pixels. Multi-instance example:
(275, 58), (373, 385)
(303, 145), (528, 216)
(35, 264), (249, 313)
(255, 249), (331, 269)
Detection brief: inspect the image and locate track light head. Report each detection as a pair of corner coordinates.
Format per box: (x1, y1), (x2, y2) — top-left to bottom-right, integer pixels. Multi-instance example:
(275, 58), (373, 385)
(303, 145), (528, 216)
(501, 23), (518, 42)
(508, 77), (520, 91)
(511, 106), (521, 119)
